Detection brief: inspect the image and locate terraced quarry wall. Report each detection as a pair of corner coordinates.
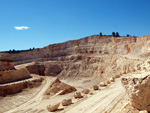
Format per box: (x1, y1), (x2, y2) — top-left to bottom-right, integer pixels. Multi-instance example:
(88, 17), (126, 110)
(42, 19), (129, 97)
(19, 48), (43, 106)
(1, 35), (149, 82)
(1, 35), (150, 62)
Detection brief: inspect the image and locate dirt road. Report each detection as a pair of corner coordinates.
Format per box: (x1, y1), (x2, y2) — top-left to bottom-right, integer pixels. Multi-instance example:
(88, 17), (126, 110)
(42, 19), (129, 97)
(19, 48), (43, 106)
(61, 78), (126, 113)
(4, 76), (52, 113)
(4, 77), (126, 113)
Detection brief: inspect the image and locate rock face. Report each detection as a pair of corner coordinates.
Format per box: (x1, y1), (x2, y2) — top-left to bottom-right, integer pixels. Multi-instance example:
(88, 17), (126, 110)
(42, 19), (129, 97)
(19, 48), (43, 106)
(1, 35), (150, 63)
(0, 68), (31, 84)
(45, 78), (76, 96)
(25, 55), (143, 84)
(26, 62), (63, 76)
(0, 60), (15, 71)
(122, 74), (150, 111)
(44, 63), (63, 76)
(26, 63), (45, 76)
(47, 103), (60, 112)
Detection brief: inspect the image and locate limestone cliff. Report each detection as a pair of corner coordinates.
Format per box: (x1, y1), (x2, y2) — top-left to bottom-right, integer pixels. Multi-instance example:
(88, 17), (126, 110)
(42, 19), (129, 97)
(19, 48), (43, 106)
(1, 35), (150, 62)
(7, 35), (149, 83)
(0, 68), (31, 84)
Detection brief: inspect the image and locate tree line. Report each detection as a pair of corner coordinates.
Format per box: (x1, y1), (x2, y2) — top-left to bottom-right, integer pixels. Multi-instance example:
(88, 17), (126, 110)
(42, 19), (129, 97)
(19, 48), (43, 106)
(99, 32), (135, 37)
(1, 47), (35, 54)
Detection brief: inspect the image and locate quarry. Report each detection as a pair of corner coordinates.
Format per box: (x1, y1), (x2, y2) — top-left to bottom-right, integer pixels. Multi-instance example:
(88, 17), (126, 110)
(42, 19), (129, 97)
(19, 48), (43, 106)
(0, 35), (150, 113)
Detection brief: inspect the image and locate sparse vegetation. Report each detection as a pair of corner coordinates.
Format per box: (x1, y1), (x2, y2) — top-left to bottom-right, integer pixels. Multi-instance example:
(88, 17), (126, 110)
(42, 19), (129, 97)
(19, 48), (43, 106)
(126, 34), (130, 37)
(1, 48), (35, 54)
(116, 32), (120, 37)
(112, 32), (115, 36)
(100, 32), (103, 36)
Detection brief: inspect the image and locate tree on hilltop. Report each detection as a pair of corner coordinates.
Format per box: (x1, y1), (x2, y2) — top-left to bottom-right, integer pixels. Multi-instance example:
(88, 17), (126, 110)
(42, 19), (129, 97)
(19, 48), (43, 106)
(112, 32), (115, 36)
(116, 32), (120, 37)
(100, 32), (102, 36)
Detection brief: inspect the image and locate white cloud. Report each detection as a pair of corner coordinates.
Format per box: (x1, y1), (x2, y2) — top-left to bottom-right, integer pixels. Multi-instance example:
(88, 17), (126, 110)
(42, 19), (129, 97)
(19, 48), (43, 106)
(14, 26), (30, 30)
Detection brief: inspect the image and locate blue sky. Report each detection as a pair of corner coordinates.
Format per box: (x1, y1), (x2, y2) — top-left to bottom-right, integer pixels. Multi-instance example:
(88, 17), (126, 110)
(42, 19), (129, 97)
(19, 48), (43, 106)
(0, 0), (150, 51)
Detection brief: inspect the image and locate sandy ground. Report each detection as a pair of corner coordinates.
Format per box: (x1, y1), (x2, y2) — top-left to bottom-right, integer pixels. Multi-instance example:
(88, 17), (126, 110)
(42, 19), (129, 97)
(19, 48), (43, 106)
(3, 76), (53, 113)
(2, 76), (128, 113)
(15, 62), (34, 69)
(0, 78), (46, 113)
(60, 78), (126, 113)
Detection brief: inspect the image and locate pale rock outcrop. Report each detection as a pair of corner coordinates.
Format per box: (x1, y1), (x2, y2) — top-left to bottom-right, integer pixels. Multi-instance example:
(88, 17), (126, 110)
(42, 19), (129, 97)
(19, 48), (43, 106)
(47, 103), (60, 112)
(74, 92), (82, 98)
(62, 99), (72, 106)
(122, 74), (150, 111)
(0, 68), (31, 84)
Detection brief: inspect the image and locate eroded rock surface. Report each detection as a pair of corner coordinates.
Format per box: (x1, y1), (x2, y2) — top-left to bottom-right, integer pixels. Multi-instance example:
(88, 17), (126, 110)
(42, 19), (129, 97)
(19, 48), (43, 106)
(122, 74), (150, 111)
(0, 68), (31, 84)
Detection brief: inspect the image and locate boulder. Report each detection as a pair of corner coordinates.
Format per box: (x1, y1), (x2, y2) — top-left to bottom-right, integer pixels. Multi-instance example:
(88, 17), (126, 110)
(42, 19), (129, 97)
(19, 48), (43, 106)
(106, 80), (110, 85)
(122, 74), (150, 111)
(139, 110), (148, 113)
(93, 85), (99, 90)
(110, 77), (114, 82)
(115, 74), (120, 78)
(99, 82), (106, 87)
(47, 103), (60, 112)
(82, 89), (90, 94)
(74, 92), (82, 98)
(62, 99), (72, 106)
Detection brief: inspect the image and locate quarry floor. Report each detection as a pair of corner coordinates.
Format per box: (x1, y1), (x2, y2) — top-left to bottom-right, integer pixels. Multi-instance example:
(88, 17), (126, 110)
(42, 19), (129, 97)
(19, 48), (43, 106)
(1, 75), (129, 113)
(60, 78), (126, 113)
